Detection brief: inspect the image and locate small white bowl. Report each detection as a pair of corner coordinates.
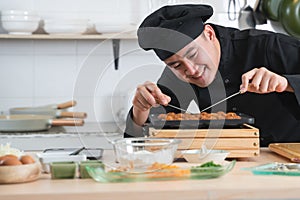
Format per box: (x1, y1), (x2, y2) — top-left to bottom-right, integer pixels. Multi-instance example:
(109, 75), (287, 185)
(1, 10), (38, 16)
(182, 149), (229, 163)
(1, 15), (40, 21)
(1, 20), (40, 35)
(43, 19), (89, 35)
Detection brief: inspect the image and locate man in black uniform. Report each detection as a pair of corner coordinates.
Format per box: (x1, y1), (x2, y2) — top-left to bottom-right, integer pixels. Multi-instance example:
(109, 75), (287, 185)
(124, 4), (300, 147)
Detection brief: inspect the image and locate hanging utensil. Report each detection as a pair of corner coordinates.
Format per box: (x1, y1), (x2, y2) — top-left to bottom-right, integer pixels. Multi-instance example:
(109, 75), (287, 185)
(228, 0), (238, 21)
(238, 0), (256, 29)
(253, 0), (267, 24)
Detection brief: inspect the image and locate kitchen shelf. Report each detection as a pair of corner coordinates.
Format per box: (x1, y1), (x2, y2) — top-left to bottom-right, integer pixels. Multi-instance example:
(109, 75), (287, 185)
(0, 32), (137, 40)
(0, 32), (137, 69)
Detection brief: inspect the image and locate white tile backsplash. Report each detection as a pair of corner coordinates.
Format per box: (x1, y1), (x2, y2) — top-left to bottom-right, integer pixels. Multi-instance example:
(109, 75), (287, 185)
(34, 55), (77, 97)
(0, 40), (34, 55)
(208, 13), (239, 28)
(76, 39), (113, 55)
(0, 0), (35, 10)
(0, 55), (34, 97)
(34, 40), (76, 55)
(75, 55), (117, 98)
(70, 96), (123, 122)
(0, 98), (33, 115)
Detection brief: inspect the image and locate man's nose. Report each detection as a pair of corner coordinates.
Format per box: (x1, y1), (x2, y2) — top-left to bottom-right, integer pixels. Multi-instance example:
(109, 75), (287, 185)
(183, 59), (197, 76)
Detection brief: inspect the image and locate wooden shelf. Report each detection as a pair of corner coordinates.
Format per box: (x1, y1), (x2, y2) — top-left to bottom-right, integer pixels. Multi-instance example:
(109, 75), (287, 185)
(0, 32), (137, 40)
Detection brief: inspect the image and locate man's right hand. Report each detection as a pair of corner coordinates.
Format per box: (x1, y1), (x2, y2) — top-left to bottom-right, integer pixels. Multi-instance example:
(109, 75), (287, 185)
(132, 81), (171, 126)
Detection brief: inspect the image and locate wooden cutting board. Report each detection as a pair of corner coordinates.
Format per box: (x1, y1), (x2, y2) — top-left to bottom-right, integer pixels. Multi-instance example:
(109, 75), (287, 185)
(269, 143), (300, 163)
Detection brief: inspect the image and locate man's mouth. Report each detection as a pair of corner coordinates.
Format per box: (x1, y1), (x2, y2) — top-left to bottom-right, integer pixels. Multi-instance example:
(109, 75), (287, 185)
(188, 66), (206, 79)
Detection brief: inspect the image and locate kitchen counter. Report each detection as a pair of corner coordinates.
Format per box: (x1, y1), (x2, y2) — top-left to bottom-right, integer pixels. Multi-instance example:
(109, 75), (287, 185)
(0, 122), (123, 151)
(1, 148), (299, 200)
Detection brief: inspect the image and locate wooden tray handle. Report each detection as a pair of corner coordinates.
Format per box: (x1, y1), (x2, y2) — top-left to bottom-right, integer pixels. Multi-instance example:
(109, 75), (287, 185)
(60, 111), (87, 119)
(57, 100), (77, 109)
(51, 119), (84, 126)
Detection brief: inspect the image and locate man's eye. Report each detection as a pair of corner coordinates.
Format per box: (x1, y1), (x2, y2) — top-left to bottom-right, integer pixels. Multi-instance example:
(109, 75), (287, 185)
(188, 51), (197, 59)
(173, 64), (181, 69)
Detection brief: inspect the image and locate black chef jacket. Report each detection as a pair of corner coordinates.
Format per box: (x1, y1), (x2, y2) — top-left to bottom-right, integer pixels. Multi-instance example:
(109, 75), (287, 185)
(125, 24), (300, 147)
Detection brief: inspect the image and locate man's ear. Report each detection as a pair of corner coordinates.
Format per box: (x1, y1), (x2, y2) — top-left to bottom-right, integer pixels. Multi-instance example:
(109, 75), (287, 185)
(203, 24), (216, 41)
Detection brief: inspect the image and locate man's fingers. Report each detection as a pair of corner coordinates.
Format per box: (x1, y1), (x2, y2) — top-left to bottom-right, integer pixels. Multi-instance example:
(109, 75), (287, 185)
(240, 68), (257, 93)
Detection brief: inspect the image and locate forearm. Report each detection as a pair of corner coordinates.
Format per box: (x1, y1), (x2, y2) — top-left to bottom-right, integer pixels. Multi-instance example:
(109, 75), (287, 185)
(132, 106), (150, 126)
(124, 107), (149, 138)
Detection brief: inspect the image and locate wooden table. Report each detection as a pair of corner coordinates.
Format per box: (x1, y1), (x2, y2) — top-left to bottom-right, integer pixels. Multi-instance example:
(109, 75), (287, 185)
(1, 148), (299, 200)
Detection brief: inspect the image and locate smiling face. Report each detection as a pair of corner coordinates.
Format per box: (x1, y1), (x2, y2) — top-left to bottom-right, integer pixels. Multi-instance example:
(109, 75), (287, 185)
(164, 25), (221, 88)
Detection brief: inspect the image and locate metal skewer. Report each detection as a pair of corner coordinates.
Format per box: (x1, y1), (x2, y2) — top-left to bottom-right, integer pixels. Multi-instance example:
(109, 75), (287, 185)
(201, 91), (241, 113)
(167, 104), (193, 114)
(166, 90), (241, 114)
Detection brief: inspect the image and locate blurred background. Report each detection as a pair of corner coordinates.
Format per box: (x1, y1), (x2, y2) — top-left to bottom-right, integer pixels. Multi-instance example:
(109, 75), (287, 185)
(0, 0), (299, 150)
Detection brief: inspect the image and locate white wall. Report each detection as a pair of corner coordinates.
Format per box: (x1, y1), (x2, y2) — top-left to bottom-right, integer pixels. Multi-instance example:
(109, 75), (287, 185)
(0, 0), (275, 124)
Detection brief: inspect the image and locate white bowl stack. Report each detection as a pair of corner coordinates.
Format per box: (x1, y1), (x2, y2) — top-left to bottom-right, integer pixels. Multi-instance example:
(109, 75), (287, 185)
(1, 10), (40, 35)
(43, 19), (89, 35)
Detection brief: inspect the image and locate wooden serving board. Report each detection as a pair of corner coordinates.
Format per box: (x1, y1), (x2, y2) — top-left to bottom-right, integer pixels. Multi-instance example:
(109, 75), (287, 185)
(149, 124), (260, 158)
(269, 143), (300, 163)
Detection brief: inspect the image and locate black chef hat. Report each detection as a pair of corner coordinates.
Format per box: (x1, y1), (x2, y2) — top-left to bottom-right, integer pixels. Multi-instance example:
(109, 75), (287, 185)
(137, 4), (213, 60)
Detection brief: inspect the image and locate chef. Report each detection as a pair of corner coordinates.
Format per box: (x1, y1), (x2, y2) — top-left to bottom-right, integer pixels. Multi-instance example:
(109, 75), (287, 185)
(124, 4), (300, 147)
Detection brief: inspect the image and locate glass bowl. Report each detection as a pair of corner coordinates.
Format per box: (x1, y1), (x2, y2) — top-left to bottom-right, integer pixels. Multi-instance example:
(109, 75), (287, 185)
(112, 138), (180, 173)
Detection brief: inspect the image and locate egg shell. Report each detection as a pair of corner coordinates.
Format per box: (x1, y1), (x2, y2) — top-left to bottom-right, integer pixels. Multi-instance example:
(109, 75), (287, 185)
(20, 155), (35, 164)
(0, 154), (18, 162)
(1, 157), (22, 166)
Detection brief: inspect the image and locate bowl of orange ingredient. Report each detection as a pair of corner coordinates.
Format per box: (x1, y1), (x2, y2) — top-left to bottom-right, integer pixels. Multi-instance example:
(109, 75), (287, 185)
(0, 154), (41, 184)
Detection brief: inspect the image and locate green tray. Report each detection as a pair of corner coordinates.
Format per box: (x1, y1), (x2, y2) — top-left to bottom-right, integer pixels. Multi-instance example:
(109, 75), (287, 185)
(242, 162), (300, 176)
(86, 160), (236, 183)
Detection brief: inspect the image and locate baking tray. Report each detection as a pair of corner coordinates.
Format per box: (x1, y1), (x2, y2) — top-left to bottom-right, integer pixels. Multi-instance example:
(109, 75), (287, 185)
(149, 112), (255, 129)
(42, 148), (104, 160)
